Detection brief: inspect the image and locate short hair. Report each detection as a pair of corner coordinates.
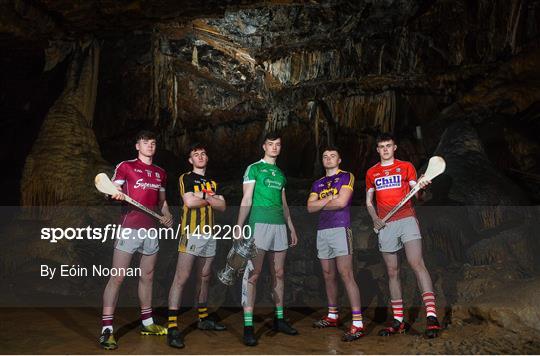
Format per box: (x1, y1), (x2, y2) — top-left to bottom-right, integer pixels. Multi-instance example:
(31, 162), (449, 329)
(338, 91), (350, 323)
(188, 142), (207, 157)
(136, 130), (156, 143)
(376, 132), (395, 145)
(264, 131), (281, 142)
(321, 146), (341, 157)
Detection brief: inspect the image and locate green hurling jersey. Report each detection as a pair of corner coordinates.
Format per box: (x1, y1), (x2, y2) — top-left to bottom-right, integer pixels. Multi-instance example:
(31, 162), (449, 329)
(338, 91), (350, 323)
(243, 159), (287, 225)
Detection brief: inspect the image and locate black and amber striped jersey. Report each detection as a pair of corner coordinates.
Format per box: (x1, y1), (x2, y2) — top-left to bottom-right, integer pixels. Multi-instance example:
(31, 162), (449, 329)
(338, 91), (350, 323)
(179, 171), (218, 235)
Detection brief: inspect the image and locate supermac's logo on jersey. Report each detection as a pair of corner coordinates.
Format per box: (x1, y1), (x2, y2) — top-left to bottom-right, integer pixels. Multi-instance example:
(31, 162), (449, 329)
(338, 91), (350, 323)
(374, 174), (402, 190)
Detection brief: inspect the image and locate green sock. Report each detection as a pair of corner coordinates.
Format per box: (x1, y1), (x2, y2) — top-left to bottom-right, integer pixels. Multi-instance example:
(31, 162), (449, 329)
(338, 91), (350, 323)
(244, 311), (253, 327)
(275, 306), (284, 320)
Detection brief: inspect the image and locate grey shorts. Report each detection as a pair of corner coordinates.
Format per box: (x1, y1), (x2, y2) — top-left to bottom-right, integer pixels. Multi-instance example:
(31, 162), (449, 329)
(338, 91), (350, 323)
(378, 216), (421, 253)
(115, 228), (159, 255)
(178, 233), (216, 257)
(252, 223), (288, 252)
(317, 227), (353, 259)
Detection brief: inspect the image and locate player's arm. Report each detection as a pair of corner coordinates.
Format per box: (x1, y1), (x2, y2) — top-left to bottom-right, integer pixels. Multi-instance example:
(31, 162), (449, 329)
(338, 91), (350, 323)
(366, 188), (385, 230)
(206, 194), (226, 212)
(307, 192), (332, 213)
(158, 190), (173, 227)
(408, 163), (430, 200)
(110, 163), (126, 200)
(236, 182), (254, 228)
(323, 186), (352, 210)
(183, 191), (210, 208)
(282, 189), (298, 247)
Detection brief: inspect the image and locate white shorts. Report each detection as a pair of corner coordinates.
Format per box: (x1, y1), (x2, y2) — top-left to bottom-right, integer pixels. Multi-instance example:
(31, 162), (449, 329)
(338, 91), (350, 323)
(317, 227), (353, 259)
(378, 216), (421, 253)
(178, 234), (216, 257)
(115, 228), (159, 255)
(252, 223), (288, 252)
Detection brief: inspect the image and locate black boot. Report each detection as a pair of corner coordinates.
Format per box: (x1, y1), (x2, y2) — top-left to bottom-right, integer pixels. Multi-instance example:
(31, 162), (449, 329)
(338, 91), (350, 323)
(167, 327), (185, 348)
(425, 316), (441, 338)
(243, 326), (258, 346)
(273, 319), (298, 335)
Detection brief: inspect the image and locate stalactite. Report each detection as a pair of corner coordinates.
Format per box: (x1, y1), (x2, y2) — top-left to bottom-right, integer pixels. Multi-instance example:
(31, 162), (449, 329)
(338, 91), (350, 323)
(507, 0), (524, 54)
(20, 38), (109, 212)
(326, 91), (396, 133)
(149, 31), (176, 127)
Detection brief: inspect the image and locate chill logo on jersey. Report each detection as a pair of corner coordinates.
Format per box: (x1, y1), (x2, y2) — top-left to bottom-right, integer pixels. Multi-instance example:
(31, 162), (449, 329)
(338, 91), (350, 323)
(374, 174), (402, 190)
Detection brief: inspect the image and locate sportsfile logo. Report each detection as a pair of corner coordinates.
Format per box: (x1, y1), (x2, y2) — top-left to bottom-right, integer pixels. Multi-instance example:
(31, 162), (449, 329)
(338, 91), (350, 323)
(375, 174), (401, 190)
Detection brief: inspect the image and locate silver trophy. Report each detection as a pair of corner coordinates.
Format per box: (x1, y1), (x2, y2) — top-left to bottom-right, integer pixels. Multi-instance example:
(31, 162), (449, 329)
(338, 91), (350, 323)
(218, 236), (257, 286)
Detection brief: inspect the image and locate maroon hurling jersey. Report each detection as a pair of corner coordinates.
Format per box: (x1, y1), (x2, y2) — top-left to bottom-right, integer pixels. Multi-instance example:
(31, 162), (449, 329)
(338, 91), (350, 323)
(112, 158), (167, 229)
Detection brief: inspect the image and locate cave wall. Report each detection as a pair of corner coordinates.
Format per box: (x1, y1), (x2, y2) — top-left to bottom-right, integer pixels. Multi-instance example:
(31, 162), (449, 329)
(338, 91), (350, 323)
(91, 0), (540, 191)
(1, 0), (540, 323)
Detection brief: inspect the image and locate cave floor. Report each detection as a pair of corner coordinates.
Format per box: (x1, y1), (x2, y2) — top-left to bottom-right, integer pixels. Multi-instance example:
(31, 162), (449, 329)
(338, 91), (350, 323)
(1, 307), (538, 354)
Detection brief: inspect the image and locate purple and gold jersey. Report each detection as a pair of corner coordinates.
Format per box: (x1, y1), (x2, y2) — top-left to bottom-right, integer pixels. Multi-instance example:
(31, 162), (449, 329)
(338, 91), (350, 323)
(310, 170), (354, 230)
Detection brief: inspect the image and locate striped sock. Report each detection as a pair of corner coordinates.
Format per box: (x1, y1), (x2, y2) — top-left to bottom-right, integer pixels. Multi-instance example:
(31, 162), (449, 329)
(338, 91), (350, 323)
(168, 309), (178, 329)
(352, 310), (363, 328)
(275, 306), (284, 320)
(102, 314), (113, 333)
(244, 311), (253, 327)
(141, 307), (153, 327)
(198, 303), (209, 320)
(328, 305), (339, 319)
(391, 299), (404, 322)
(422, 292), (437, 318)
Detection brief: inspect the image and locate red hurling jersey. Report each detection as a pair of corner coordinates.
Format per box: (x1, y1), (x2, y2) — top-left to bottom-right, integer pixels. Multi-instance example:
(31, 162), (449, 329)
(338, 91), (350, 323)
(365, 159), (417, 222)
(112, 158), (167, 229)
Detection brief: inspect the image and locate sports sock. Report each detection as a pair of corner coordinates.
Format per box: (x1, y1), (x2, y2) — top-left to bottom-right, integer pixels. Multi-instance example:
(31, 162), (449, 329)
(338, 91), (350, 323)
(422, 291), (437, 318)
(168, 309), (178, 329)
(198, 303), (209, 320)
(327, 305), (338, 319)
(102, 314), (113, 333)
(391, 299), (404, 322)
(141, 307), (154, 327)
(244, 311), (253, 327)
(352, 310), (363, 328)
(275, 306), (284, 320)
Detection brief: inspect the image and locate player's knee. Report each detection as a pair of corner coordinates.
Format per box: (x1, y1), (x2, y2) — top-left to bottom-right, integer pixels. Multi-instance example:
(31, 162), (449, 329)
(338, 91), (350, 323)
(173, 272), (189, 287)
(339, 269), (353, 283)
(386, 265), (400, 279)
(248, 271), (261, 284)
(408, 258), (426, 273)
(140, 269), (154, 283)
(109, 274), (126, 286)
(200, 271), (212, 284)
(322, 269), (336, 281)
(273, 268), (285, 280)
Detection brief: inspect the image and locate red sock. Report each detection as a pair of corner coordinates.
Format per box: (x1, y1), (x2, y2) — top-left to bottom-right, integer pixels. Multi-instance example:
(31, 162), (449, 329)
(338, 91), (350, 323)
(391, 299), (404, 322)
(102, 314), (113, 332)
(422, 292), (437, 318)
(141, 307), (153, 326)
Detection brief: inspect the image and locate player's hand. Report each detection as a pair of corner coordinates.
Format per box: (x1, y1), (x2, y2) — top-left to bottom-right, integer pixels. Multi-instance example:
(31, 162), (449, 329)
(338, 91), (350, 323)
(373, 217), (386, 230)
(332, 194), (339, 200)
(289, 230), (298, 247)
(418, 174), (432, 189)
(160, 213), (173, 228)
(111, 187), (125, 201)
